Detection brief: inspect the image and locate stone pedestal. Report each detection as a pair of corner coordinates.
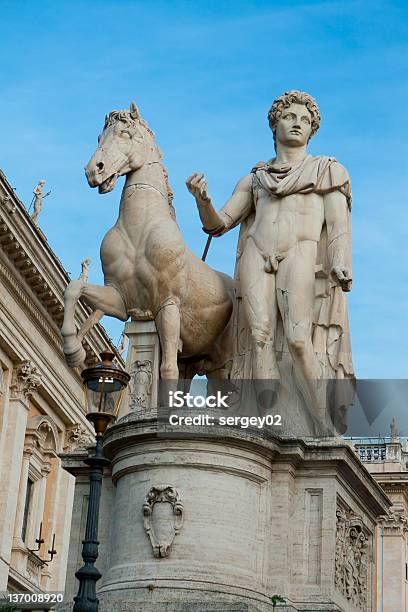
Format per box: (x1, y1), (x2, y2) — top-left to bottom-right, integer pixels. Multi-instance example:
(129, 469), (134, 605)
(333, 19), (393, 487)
(118, 321), (160, 418)
(62, 412), (390, 612)
(61, 325), (390, 611)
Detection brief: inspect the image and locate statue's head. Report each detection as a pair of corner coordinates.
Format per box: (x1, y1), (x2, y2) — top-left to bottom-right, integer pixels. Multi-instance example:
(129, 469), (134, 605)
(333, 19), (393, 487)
(268, 91), (320, 149)
(85, 101), (159, 194)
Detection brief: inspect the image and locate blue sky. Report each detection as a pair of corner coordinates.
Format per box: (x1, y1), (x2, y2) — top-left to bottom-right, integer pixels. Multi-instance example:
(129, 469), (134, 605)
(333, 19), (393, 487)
(1, 0), (407, 378)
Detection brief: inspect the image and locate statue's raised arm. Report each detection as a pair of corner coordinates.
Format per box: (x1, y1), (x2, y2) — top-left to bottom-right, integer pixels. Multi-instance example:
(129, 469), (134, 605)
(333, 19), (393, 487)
(186, 171), (253, 236)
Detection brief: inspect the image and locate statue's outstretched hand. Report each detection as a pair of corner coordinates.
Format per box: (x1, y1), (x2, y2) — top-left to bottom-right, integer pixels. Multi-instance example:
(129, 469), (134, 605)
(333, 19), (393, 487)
(186, 172), (211, 206)
(332, 266), (352, 292)
(186, 172), (226, 236)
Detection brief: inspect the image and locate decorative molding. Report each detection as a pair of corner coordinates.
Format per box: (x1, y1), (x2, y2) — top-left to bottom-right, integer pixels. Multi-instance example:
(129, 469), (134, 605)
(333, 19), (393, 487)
(378, 510), (408, 534)
(143, 485), (183, 558)
(24, 416), (60, 472)
(26, 550), (44, 582)
(41, 461), (52, 476)
(335, 504), (369, 610)
(63, 424), (94, 453)
(1, 193), (17, 214)
(129, 359), (153, 410)
(0, 259), (97, 367)
(10, 360), (42, 400)
(0, 365), (4, 395)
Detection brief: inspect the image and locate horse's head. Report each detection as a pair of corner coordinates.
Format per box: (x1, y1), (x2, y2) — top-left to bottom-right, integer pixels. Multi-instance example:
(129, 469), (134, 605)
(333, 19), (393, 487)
(85, 101), (158, 194)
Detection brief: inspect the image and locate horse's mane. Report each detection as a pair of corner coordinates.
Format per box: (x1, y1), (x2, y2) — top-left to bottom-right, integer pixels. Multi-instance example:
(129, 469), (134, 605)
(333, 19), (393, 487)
(104, 110), (176, 220)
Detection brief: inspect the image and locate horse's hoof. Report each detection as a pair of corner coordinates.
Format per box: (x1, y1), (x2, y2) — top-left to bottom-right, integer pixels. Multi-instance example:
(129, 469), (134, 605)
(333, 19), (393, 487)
(64, 345), (86, 369)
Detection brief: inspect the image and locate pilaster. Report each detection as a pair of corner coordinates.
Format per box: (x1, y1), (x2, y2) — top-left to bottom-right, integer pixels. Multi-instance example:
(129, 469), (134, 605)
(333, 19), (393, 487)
(0, 360), (41, 589)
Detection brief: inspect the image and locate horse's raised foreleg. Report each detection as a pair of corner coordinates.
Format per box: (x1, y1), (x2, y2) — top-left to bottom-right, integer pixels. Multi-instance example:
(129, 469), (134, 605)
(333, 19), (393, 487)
(61, 280), (128, 368)
(155, 303), (180, 380)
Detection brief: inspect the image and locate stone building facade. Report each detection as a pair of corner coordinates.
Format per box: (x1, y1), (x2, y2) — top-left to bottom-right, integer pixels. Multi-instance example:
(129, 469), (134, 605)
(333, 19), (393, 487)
(0, 169), (119, 595)
(353, 430), (408, 611)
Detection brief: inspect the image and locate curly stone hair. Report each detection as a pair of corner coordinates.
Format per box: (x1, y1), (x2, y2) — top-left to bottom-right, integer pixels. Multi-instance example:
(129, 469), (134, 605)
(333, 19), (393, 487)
(268, 90), (321, 141)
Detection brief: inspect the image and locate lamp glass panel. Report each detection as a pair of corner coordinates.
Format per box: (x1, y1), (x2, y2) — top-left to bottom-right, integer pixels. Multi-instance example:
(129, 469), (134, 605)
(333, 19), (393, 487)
(84, 385), (123, 415)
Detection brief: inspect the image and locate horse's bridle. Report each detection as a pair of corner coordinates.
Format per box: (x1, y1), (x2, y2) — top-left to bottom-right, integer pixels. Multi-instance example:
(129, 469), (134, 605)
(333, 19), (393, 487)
(124, 182), (168, 200)
(124, 162), (168, 200)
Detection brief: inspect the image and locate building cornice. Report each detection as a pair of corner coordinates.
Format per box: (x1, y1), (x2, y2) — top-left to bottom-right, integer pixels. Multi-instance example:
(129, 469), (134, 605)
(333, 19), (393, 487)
(0, 170), (122, 366)
(0, 258), (63, 354)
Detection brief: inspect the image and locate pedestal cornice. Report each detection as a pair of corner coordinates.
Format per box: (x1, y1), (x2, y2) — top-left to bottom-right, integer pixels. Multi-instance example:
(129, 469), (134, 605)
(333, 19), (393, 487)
(103, 411), (391, 519)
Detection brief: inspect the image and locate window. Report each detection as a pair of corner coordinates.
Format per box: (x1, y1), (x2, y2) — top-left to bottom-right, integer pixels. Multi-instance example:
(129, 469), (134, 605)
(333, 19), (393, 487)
(21, 478), (33, 543)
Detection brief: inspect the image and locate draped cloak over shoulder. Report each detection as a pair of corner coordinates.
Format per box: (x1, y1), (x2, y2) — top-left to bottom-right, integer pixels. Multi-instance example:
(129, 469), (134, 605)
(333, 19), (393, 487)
(251, 155), (352, 209)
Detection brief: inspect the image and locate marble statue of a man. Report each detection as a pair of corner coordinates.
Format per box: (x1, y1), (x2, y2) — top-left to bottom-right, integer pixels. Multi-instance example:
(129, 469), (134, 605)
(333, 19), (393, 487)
(187, 91), (353, 426)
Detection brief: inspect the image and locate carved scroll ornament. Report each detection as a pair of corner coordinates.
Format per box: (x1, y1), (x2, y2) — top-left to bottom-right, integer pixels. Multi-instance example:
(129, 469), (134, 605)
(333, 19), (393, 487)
(335, 505), (369, 610)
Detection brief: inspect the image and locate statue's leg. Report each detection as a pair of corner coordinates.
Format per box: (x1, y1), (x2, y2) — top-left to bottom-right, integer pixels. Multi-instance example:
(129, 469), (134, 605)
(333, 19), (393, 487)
(61, 280), (127, 368)
(276, 242), (320, 380)
(155, 303), (180, 380)
(239, 239), (279, 379)
(276, 241), (328, 432)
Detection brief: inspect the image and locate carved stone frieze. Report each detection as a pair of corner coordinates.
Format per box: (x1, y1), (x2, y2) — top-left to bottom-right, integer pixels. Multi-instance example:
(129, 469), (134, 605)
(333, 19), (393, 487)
(378, 510), (408, 534)
(10, 360), (42, 400)
(63, 424), (94, 453)
(335, 504), (369, 610)
(143, 485), (183, 558)
(129, 359), (153, 410)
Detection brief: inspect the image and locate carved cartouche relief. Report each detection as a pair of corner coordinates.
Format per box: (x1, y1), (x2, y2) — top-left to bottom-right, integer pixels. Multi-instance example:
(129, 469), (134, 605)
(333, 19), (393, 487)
(129, 360), (153, 410)
(335, 504), (369, 610)
(143, 486), (183, 558)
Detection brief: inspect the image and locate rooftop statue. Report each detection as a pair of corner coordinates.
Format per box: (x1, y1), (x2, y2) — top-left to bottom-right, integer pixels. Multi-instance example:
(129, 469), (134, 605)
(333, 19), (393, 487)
(79, 258), (91, 282)
(187, 90), (354, 433)
(31, 179), (50, 225)
(390, 417), (399, 440)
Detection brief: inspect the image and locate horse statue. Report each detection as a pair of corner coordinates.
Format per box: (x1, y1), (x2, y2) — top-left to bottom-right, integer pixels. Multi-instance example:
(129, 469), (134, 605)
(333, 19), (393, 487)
(61, 102), (234, 381)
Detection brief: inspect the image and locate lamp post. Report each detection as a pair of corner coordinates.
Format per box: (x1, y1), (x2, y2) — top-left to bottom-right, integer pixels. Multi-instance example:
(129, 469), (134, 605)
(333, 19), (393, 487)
(73, 351), (130, 612)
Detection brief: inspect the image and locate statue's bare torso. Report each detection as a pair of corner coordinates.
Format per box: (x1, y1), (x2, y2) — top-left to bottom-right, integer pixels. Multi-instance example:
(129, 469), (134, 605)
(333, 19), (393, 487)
(249, 187), (325, 255)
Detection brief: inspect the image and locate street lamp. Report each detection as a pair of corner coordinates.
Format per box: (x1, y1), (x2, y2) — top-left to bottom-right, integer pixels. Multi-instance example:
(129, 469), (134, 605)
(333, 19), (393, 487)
(73, 351), (130, 612)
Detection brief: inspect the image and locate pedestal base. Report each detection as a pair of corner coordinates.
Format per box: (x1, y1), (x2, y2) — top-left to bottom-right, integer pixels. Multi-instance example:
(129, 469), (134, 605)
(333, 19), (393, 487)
(63, 411), (389, 612)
